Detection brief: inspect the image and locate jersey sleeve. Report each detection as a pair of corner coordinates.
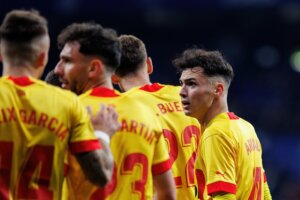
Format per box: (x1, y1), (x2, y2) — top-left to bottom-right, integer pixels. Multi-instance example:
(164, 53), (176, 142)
(151, 131), (172, 176)
(68, 96), (101, 154)
(201, 133), (237, 195)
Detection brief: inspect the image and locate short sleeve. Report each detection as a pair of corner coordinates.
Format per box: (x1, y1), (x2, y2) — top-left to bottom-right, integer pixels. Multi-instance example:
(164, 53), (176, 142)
(151, 131), (172, 176)
(68, 96), (101, 154)
(201, 133), (236, 195)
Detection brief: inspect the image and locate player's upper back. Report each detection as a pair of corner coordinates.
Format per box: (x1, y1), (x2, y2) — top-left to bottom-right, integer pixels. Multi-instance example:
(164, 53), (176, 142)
(125, 83), (201, 199)
(77, 86), (171, 200)
(125, 83), (199, 124)
(125, 83), (201, 153)
(0, 76), (88, 144)
(0, 76), (98, 199)
(80, 86), (163, 147)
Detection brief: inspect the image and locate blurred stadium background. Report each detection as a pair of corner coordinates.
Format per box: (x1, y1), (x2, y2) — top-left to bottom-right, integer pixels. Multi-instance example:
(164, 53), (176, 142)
(1, 0), (300, 199)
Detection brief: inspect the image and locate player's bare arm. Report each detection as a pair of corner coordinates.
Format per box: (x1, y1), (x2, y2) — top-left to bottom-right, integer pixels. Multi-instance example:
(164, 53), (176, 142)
(75, 149), (112, 187)
(77, 104), (120, 187)
(88, 104), (120, 165)
(153, 169), (176, 200)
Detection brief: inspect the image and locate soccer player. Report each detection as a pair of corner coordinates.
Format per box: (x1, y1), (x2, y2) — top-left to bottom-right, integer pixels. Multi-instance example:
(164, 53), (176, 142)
(112, 35), (201, 199)
(0, 9), (118, 200)
(54, 22), (176, 200)
(173, 48), (272, 200)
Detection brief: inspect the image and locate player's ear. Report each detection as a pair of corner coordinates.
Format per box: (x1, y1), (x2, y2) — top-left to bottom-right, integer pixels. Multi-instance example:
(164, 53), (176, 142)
(146, 57), (153, 75)
(214, 82), (224, 97)
(89, 59), (103, 78)
(36, 51), (47, 68)
(111, 74), (120, 84)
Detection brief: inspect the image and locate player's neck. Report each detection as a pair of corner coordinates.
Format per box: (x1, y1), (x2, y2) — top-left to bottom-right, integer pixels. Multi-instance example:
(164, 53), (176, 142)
(201, 99), (228, 126)
(84, 76), (114, 93)
(2, 64), (41, 79)
(120, 75), (151, 92)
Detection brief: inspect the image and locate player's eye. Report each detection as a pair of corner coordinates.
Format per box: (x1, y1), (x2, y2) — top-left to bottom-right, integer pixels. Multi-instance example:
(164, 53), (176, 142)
(62, 57), (71, 63)
(186, 81), (197, 86)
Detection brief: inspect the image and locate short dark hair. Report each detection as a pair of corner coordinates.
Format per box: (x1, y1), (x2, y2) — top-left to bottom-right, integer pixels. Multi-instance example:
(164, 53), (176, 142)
(57, 22), (121, 71)
(173, 48), (234, 84)
(0, 9), (48, 63)
(115, 35), (147, 77)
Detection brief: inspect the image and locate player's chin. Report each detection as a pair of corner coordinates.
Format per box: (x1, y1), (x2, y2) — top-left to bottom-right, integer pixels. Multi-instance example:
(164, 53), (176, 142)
(61, 83), (70, 90)
(183, 108), (192, 116)
(184, 108), (198, 118)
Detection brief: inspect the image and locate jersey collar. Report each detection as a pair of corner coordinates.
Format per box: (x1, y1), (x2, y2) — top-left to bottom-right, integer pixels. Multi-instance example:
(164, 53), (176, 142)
(139, 83), (164, 92)
(89, 87), (120, 97)
(8, 76), (34, 86)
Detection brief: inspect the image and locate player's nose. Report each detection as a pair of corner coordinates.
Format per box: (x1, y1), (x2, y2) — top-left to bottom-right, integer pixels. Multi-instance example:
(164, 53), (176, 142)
(54, 61), (63, 76)
(179, 85), (188, 98)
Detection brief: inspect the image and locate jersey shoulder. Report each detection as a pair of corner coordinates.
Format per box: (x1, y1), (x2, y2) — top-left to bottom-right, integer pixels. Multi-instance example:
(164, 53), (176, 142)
(125, 83), (181, 99)
(204, 112), (256, 140)
(0, 76), (77, 98)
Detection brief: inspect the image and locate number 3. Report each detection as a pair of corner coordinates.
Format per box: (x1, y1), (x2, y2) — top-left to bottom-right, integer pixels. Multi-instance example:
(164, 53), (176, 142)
(91, 153), (149, 200)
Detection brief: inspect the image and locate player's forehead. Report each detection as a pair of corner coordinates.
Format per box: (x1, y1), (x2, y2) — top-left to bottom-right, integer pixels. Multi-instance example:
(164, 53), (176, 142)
(179, 67), (205, 82)
(59, 41), (80, 58)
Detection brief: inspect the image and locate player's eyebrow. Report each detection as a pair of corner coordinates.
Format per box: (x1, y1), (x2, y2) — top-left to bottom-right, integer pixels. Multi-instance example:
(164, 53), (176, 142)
(180, 77), (196, 83)
(60, 55), (71, 61)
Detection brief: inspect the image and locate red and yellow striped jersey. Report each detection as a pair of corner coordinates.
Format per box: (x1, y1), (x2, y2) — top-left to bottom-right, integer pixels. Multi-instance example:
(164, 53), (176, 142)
(196, 112), (266, 200)
(0, 76), (100, 200)
(64, 86), (171, 200)
(125, 83), (201, 200)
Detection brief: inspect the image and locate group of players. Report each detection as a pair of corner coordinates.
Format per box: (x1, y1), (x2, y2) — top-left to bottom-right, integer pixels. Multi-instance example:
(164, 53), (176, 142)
(0, 9), (272, 200)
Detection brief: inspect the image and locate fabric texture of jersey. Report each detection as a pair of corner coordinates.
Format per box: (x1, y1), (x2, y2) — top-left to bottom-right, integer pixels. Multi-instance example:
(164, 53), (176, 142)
(64, 86), (171, 200)
(195, 112), (265, 200)
(126, 83), (201, 200)
(0, 76), (100, 200)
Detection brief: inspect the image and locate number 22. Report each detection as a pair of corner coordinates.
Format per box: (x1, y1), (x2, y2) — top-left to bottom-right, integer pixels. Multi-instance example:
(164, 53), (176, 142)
(163, 125), (200, 188)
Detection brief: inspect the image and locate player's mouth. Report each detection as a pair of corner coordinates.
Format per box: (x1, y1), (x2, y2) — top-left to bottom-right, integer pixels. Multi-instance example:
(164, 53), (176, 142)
(61, 83), (68, 89)
(59, 78), (69, 89)
(181, 100), (190, 109)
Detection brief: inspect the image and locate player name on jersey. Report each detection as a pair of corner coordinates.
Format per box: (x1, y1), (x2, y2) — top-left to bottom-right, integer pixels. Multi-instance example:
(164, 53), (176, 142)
(245, 138), (261, 155)
(119, 118), (157, 144)
(0, 107), (68, 140)
(157, 101), (183, 114)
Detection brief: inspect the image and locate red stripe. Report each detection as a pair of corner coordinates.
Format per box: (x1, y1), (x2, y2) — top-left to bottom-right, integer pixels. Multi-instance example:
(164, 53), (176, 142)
(90, 87), (119, 97)
(152, 159), (171, 175)
(8, 76), (34, 86)
(139, 83), (164, 92)
(69, 139), (101, 154)
(207, 181), (236, 195)
(227, 112), (239, 120)
(174, 176), (182, 187)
